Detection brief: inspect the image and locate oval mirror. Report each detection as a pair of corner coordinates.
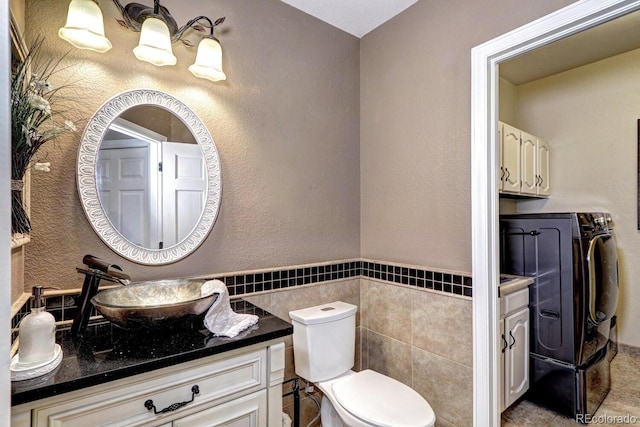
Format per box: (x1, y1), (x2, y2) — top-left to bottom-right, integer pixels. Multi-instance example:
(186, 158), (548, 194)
(77, 90), (222, 265)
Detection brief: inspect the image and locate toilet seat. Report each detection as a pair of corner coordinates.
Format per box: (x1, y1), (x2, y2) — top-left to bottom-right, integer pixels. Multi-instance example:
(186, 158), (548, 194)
(331, 370), (435, 427)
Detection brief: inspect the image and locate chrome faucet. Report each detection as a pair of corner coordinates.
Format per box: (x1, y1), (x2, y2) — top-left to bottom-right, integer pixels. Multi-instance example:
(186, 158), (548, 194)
(71, 254), (131, 337)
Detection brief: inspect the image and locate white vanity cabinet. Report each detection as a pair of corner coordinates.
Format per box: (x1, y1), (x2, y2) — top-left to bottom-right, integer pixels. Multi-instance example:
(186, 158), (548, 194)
(499, 121), (550, 197)
(11, 340), (285, 427)
(500, 288), (530, 411)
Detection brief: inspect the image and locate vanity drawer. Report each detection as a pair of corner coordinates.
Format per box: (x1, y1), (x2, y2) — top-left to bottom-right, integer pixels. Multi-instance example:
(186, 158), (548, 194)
(501, 288), (529, 317)
(32, 348), (267, 427)
(173, 389), (267, 426)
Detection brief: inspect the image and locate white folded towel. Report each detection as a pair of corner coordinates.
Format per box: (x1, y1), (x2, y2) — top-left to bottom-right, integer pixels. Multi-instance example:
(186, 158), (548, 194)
(202, 280), (259, 338)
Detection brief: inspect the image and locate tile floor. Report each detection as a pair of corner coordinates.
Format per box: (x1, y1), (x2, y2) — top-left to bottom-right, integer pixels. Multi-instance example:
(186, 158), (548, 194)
(502, 353), (640, 426)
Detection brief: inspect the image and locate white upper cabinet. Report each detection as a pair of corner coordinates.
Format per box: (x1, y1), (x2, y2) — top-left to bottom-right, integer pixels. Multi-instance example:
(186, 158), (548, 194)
(499, 122), (550, 197)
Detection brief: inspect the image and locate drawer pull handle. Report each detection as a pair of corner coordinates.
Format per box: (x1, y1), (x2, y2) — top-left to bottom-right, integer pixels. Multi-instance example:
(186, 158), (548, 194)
(144, 385), (200, 415)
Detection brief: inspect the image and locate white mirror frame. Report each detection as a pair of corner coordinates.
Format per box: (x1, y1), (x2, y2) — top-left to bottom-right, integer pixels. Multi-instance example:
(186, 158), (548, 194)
(77, 89), (222, 265)
(471, 0), (640, 425)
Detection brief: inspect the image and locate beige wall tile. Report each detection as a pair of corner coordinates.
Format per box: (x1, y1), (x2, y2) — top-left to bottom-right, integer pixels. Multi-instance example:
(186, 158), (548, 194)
(365, 329), (412, 387)
(243, 293), (272, 311)
(411, 289), (473, 367)
(360, 279), (369, 328)
(320, 279), (361, 325)
(364, 280), (413, 345)
(266, 280), (360, 322)
(413, 347), (472, 427)
(268, 284), (326, 321)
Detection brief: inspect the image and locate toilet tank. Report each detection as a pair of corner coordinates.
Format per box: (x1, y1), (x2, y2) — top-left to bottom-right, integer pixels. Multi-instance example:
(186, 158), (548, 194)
(289, 301), (357, 382)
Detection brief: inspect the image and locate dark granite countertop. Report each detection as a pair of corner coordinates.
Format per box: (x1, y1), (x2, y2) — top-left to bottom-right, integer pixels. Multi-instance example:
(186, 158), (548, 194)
(11, 300), (292, 406)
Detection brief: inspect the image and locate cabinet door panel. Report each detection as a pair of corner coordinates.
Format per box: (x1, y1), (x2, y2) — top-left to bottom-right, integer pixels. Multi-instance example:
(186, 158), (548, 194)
(173, 390), (267, 427)
(520, 132), (537, 195)
(537, 139), (550, 196)
(504, 307), (530, 409)
(501, 124), (521, 193)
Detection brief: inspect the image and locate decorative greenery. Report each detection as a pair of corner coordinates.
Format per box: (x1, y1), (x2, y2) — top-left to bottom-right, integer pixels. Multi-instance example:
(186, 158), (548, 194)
(11, 37), (78, 234)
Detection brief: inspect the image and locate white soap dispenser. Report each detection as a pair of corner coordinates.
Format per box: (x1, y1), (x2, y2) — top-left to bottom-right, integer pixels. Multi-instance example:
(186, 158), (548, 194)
(18, 286), (57, 366)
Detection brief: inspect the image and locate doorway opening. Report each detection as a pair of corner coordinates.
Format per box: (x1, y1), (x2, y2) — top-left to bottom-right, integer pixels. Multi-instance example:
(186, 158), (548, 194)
(471, 1), (640, 425)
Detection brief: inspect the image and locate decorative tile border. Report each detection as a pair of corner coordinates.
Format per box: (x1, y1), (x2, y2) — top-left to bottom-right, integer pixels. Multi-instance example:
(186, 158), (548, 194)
(219, 261), (361, 297)
(10, 259), (472, 344)
(360, 260), (473, 297)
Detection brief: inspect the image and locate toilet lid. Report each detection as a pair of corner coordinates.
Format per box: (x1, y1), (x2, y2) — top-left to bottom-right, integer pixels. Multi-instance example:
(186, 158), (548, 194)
(332, 370), (435, 427)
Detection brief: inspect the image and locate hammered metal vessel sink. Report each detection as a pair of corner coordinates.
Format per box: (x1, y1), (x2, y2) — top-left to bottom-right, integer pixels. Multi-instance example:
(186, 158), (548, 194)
(91, 279), (218, 329)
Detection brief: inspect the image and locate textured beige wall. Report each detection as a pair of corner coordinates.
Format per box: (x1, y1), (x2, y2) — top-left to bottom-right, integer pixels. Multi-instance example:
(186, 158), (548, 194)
(22, 0), (360, 292)
(508, 48), (640, 348)
(499, 77), (519, 126)
(9, 0), (25, 35)
(359, 0), (575, 272)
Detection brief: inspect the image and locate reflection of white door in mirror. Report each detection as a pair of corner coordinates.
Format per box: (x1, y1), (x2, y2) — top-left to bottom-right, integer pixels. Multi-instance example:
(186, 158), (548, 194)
(100, 118), (163, 248)
(162, 142), (206, 248)
(98, 143), (154, 247)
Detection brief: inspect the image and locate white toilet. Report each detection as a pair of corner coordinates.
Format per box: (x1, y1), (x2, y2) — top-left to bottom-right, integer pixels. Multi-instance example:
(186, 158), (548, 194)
(289, 301), (436, 427)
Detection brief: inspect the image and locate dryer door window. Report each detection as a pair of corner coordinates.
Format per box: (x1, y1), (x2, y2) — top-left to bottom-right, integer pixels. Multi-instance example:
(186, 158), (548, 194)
(587, 234), (619, 325)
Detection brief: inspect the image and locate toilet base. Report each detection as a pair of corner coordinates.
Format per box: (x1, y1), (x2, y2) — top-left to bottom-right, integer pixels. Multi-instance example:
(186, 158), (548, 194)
(320, 395), (347, 427)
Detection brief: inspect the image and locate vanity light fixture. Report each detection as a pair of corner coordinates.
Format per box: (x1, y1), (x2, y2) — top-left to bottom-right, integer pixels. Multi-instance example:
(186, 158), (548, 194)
(58, 0), (113, 52)
(58, 0), (227, 81)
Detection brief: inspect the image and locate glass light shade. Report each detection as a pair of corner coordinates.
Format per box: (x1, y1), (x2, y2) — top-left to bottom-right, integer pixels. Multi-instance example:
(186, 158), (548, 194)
(58, 0), (112, 53)
(188, 38), (227, 82)
(133, 17), (177, 66)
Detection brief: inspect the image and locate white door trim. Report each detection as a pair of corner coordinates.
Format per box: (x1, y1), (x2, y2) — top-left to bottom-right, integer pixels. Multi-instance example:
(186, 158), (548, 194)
(1, 1), (11, 424)
(471, 1), (640, 425)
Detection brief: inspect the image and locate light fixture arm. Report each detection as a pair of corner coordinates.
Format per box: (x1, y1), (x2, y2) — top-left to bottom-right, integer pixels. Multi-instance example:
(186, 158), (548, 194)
(110, 0), (224, 44)
(174, 16), (225, 42)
